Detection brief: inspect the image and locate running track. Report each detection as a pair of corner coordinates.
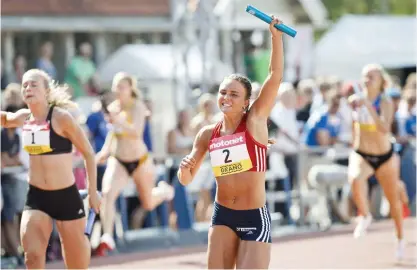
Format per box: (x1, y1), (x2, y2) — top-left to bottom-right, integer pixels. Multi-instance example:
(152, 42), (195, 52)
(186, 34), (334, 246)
(48, 218), (416, 269)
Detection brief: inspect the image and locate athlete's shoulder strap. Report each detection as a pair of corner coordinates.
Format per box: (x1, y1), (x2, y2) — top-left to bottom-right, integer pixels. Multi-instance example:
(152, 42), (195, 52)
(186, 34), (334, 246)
(210, 121), (223, 140)
(46, 105), (55, 121)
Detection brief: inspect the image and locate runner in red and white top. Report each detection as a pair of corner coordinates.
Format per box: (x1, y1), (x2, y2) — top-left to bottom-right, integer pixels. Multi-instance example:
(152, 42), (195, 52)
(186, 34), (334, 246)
(177, 16), (285, 269)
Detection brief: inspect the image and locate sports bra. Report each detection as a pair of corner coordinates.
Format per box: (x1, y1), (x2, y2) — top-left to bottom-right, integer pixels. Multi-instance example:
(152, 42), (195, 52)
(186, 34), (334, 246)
(111, 110), (133, 138)
(22, 106), (72, 155)
(208, 114), (267, 177)
(352, 94), (382, 132)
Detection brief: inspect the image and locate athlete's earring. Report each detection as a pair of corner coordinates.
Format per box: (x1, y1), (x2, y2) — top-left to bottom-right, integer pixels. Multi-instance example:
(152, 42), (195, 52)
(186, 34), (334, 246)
(242, 106), (246, 111)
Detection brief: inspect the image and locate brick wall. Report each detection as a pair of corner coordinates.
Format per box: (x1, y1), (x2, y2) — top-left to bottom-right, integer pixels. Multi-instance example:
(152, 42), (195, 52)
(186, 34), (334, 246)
(1, 0), (170, 16)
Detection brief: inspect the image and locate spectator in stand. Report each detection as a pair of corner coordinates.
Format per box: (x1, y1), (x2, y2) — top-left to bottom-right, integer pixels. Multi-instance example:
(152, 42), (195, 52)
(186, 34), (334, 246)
(310, 77), (332, 114)
(269, 82), (300, 188)
(86, 91), (114, 191)
(399, 88), (416, 207)
(303, 89), (343, 147)
(166, 109), (194, 227)
(143, 99), (154, 154)
(1, 83), (28, 266)
(64, 42), (96, 99)
(1, 58), (9, 90)
(190, 93), (217, 133)
(188, 93), (217, 222)
(12, 55), (27, 84)
(296, 79), (315, 126)
(36, 41), (57, 80)
(404, 72), (416, 90)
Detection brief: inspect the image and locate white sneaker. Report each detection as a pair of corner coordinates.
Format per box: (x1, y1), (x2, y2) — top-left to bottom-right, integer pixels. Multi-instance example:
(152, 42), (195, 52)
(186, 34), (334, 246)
(100, 233), (116, 250)
(395, 238), (405, 261)
(353, 215), (372, 239)
(158, 181), (175, 201)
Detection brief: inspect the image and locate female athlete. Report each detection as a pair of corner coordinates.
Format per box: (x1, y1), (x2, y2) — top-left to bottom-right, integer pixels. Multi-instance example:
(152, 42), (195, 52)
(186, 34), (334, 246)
(348, 64), (404, 259)
(178, 17), (283, 269)
(0, 69), (101, 269)
(96, 72), (174, 254)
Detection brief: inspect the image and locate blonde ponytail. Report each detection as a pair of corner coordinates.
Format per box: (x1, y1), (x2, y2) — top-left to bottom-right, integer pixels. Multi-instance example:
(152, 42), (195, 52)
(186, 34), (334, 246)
(46, 80), (78, 109)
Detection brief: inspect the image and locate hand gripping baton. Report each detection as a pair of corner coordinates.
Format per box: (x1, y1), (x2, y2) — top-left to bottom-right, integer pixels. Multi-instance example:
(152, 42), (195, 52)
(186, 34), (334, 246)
(79, 189), (101, 236)
(246, 5), (297, 38)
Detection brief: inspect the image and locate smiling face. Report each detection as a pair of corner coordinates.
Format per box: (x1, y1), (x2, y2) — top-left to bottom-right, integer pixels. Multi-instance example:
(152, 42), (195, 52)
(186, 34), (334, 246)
(21, 70), (48, 105)
(217, 78), (250, 115)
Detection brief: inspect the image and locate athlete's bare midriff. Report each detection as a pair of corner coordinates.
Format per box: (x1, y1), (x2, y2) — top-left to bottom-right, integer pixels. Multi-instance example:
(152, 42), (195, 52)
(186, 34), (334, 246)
(28, 153), (75, 190)
(353, 125), (391, 155)
(215, 171), (266, 210)
(112, 135), (148, 161)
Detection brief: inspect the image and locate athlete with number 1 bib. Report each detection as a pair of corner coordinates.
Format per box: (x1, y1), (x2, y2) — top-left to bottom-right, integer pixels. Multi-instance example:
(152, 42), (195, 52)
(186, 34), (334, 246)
(178, 16), (284, 269)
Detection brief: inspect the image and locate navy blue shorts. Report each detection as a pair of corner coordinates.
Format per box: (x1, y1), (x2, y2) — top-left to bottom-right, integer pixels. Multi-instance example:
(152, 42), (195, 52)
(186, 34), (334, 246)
(211, 202), (272, 243)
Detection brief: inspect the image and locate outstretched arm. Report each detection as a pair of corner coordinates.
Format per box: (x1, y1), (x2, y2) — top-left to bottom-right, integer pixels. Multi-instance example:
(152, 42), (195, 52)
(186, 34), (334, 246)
(1, 109), (31, 128)
(250, 16), (284, 119)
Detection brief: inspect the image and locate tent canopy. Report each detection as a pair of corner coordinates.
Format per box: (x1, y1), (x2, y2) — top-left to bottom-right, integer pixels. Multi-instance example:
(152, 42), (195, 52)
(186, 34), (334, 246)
(96, 44), (232, 85)
(314, 15), (416, 80)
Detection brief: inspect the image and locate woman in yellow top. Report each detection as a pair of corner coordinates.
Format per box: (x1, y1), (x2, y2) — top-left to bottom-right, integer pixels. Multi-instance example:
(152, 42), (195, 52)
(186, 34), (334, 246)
(348, 64), (404, 260)
(0, 69), (100, 269)
(96, 72), (174, 255)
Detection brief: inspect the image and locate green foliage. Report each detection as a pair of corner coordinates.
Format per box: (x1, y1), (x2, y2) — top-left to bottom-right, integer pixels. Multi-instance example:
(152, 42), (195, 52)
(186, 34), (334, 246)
(322, 0), (416, 22)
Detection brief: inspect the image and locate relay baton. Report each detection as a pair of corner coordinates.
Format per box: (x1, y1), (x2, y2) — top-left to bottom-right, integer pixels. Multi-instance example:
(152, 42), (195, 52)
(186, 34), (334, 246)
(79, 189), (101, 236)
(246, 5), (297, 38)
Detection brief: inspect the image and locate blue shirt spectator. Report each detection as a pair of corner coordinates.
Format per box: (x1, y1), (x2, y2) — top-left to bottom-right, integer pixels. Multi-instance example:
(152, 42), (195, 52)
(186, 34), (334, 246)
(36, 41), (57, 80)
(302, 90), (343, 147)
(36, 59), (57, 80)
(405, 113), (416, 136)
(303, 110), (342, 146)
(86, 111), (108, 153)
(143, 120), (153, 152)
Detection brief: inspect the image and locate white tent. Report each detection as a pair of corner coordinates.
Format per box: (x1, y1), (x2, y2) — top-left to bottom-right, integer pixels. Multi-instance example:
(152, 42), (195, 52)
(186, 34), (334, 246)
(97, 44), (232, 85)
(314, 15), (416, 80)
(96, 44), (232, 157)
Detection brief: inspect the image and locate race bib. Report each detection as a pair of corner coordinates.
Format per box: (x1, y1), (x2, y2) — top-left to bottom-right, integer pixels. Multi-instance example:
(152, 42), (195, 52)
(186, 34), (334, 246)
(209, 132), (253, 177)
(22, 121), (53, 155)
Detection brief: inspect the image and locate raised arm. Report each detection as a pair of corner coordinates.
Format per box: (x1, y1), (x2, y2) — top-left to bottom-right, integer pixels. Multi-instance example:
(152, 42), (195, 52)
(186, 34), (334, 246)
(177, 125), (213, 186)
(1, 109), (31, 128)
(249, 16), (284, 119)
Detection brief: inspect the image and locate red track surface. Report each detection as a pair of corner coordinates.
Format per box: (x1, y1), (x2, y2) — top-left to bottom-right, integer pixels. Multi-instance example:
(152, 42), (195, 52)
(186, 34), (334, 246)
(48, 218), (416, 269)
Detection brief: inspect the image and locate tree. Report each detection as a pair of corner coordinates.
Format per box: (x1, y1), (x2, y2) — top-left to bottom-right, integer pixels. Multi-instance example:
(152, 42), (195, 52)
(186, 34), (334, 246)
(322, 0), (416, 22)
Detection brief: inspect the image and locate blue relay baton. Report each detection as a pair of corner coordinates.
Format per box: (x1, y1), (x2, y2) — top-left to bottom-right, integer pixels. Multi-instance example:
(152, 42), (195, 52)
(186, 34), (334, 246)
(79, 189), (101, 236)
(246, 5), (297, 38)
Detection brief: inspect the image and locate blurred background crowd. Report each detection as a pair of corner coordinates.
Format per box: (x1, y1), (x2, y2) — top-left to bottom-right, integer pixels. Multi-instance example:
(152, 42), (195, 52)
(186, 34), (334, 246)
(1, 0), (416, 268)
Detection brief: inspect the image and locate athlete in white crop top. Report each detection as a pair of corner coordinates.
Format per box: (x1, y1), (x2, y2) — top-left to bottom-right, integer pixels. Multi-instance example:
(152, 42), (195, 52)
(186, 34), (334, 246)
(347, 64), (405, 260)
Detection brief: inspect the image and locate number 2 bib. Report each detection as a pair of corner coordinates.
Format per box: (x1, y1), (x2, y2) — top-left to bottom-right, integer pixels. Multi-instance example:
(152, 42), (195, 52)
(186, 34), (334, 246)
(22, 121), (53, 155)
(209, 132), (253, 177)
